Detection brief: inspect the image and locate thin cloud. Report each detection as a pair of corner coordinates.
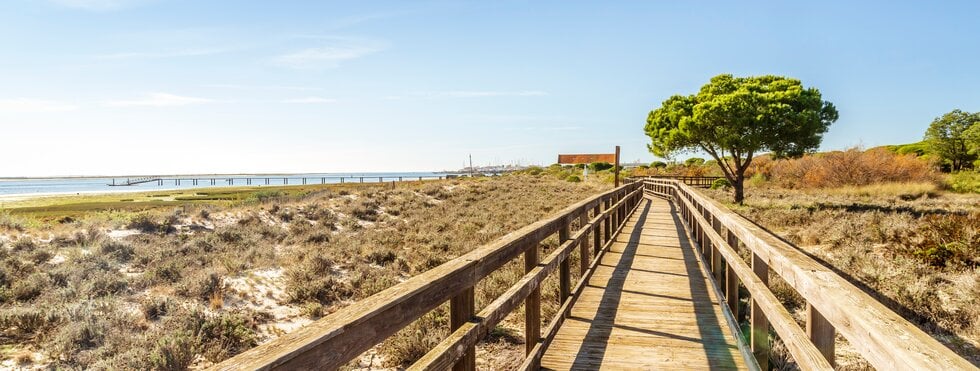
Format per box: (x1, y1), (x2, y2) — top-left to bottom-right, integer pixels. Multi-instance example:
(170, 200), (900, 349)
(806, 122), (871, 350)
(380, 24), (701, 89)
(201, 84), (322, 91)
(48, 0), (148, 11)
(415, 90), (549, 98)
(273, 38), (386, 69)
(95, 48), (235, 60)
(103, 93), (213, 107)
(282, 97), (338, 104)
(0, 99), (79, 113)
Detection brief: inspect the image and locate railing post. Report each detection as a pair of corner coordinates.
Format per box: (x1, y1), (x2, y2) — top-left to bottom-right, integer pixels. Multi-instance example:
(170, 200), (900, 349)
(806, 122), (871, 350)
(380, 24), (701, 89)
(710, 216), (722, 283)
(524, 245), (541, 357)
(619, 190), (626, 225)
(700, 207), (709, 256)
(450, 287), (475, 371)
(611, 192), (619, 231)
(751, 253), (770, 370)
(558, 221), (571, 304)
(807, 303), (836, 366)
(592, 204), (602, 256)
(711, 242), (722, 284)
(725, 230), (740, 316)
(603, 199), (611, 243)
(579, 212), (590, 275)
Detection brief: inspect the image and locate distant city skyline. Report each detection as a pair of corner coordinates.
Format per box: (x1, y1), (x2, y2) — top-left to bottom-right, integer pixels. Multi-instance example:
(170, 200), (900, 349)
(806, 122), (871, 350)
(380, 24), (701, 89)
(2, 1), (978, 176)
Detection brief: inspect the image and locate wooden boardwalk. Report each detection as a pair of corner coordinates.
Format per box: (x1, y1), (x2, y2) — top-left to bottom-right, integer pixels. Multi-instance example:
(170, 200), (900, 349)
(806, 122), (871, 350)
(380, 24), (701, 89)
(541, 197), (748, 370)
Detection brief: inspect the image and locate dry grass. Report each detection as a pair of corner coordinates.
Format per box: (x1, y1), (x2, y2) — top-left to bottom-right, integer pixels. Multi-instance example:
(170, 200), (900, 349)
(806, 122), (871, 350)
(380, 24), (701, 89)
(703, 184), (979, 367)
(0, 175), (607, 369)
(753, 147), (941, 189)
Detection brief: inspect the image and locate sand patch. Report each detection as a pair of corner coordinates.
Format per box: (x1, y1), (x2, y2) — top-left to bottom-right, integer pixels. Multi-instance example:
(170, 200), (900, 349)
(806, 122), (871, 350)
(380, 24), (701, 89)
(107, 229), (140, 239)
(223, 268), (311, 341)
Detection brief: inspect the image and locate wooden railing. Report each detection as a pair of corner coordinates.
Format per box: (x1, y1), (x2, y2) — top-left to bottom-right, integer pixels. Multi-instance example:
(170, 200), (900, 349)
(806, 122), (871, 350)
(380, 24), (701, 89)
(213, 182), (645, 370)
(629, 175), (722, 188)
(641, 179), (976, 371)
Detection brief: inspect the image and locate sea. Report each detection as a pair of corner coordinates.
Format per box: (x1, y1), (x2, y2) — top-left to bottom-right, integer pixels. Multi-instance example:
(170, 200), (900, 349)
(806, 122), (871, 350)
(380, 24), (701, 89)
(0, 172), (452, 198)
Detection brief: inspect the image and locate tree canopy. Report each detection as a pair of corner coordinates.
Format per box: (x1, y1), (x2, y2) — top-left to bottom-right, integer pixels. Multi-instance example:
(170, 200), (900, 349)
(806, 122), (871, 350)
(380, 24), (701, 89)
(645, 74), (838, 202)
(924, 109), (979, 171)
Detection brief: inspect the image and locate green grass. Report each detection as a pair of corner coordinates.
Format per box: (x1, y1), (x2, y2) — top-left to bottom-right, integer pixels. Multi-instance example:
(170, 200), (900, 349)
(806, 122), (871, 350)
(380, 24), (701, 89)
(0, 183), (398, 223)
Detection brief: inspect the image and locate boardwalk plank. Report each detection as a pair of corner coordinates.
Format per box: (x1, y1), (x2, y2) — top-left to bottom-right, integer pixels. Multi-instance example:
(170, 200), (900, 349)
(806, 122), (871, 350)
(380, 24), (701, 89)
(540, 198), (748, 370)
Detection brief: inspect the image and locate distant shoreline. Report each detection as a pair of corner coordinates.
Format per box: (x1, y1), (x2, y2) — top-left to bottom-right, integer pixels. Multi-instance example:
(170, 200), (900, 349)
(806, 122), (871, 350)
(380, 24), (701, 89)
(0, 179), (425, 204)
(0, 171), (451, 181)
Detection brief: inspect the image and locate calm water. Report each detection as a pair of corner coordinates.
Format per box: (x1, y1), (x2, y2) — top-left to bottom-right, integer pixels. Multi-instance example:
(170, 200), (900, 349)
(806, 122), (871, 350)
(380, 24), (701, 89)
(0, 172), (451, 197)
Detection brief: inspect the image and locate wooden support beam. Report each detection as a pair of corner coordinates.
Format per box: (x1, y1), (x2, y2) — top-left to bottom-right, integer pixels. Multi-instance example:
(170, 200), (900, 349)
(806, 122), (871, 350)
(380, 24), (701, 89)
(558, 223), (571, 304)
(450, 287), (475, 371)
(807, 303), (836, 367)
(524, 245), (541, 355)
(711, 243), (722, 284)
(613, 145), (620, 187)
(579, 213), (590, 276)
(725, 230), (740, 316)
(603, 199), (611, 243)
(751, 253), (770, 370)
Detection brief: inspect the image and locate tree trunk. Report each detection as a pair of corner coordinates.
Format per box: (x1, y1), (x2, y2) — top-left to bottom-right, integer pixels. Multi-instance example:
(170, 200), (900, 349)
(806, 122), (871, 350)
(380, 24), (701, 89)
(733, 180), (745, 204)
(733, 171), (746, 204)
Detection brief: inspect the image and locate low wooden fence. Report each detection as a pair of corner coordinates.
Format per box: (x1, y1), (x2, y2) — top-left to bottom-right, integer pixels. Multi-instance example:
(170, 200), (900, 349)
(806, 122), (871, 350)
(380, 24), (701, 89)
(214, 182), (645, 370)
(641, 178), (975, 370)
(630, 175), (722, 188)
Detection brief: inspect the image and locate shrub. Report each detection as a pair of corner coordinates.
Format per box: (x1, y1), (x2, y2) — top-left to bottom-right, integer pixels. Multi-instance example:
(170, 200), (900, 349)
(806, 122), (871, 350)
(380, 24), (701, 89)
(893, 141), (930, 156)
(747, 173), (767, 187)
(178, 270), (223, 301)
(82, 270), (127, 297)
(650, 161), (667, 168)
(0, 306), (61, 335)
(365, 248), (398, 266)
(300, 301), (325, 318)
(49, 315), (107, 363)
(589, 162), (614, 172)
(99, 240), (134, 262)
(901, 214), (979, 267)
(197, 311), (257, 362)
(764, 147), (939, 188)
(11, 273), (49, 301)
(684, 157), (706, 166)
(351, 202), (379, 221)
(11, 238), (36, 252)
(710, 178), (731, 189)
(148, 330), (195, 371)
(0, 212), (26, 232)
(141, 297), (173, 320)
(566, 175), (581, 183)
(128, 213), (169, 233)
(147, 261), (183, 284)
(946, 171), (980, 193)
(379, 309), (448, 367)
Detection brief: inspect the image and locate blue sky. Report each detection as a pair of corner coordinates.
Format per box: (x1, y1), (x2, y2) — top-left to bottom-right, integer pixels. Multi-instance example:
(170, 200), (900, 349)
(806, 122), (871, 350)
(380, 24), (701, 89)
(2, 0), (978, 176)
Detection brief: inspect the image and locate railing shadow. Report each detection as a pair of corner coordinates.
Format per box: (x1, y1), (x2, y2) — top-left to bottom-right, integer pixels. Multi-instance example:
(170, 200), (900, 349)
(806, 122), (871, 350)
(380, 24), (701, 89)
(669, 200), (741, 370)
(565, 199), (742, 370)
(568, 200), (650, 369)
(733, 208), (980, 364)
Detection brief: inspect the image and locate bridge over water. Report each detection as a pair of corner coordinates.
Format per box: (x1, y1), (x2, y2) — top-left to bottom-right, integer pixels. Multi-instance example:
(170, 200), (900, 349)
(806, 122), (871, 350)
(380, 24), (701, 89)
(214, 178), (975, 370)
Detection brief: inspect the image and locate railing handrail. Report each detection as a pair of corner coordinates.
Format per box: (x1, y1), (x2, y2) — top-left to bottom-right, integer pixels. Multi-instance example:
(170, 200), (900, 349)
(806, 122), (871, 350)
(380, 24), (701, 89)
(627, 175), (723, 188)
(214, 182), (645, 370)
(640, 179), (976, 370)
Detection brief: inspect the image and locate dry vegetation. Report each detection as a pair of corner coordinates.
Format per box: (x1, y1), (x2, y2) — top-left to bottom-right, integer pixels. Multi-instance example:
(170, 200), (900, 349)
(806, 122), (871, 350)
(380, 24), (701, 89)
(702, 149), (979, 369)
(0, 176), (607, 369)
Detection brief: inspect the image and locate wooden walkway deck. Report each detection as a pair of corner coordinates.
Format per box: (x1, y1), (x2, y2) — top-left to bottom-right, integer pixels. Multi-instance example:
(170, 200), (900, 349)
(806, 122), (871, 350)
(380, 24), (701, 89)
(541, 197), (748, 370)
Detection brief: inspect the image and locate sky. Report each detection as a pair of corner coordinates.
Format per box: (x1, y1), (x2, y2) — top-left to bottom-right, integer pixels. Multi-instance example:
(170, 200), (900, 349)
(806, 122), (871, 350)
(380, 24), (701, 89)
(2, 0), (979, 177)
